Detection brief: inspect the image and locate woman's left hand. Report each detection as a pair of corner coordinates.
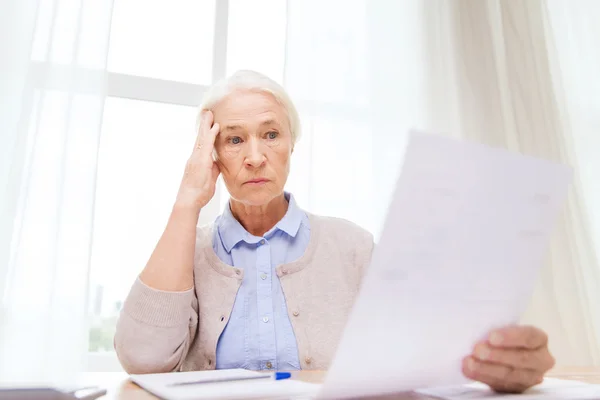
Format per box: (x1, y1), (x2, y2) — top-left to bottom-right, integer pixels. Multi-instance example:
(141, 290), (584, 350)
(463, 325), (556, 393)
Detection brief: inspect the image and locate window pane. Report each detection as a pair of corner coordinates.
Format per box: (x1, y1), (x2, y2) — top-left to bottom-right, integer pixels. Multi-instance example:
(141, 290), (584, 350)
(226, 0), (287, 83)
(88, 97), (197, 352)
(285, 0), (369, 107)
(107, 0), (216, 84)
(286, 111), (375, 234)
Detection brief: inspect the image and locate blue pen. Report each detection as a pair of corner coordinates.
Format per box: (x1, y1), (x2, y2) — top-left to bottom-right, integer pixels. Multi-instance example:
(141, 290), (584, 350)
(272, 372), (292, 380)
(169, 372), (292, 387)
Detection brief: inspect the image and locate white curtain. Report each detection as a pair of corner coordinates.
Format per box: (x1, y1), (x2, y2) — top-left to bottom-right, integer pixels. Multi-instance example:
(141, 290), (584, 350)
(0, 0), (114, 384)
(540, 0), (600, 366)
(415, 0), (600, 366)
(284, 0), (600, 366)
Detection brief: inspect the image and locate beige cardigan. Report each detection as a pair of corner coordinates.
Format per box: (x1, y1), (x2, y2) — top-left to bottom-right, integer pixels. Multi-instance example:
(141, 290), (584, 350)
(115, 213), (374, 374)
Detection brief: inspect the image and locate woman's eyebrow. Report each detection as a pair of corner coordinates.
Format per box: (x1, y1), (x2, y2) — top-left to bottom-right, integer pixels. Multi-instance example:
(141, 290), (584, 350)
(222, 119), (279, 132)
(260, 119), (281, 128)
(222, 124), (244, 132)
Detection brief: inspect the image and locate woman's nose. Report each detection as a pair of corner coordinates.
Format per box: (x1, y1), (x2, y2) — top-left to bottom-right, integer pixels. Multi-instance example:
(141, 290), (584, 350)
(244, 139), (266, 168)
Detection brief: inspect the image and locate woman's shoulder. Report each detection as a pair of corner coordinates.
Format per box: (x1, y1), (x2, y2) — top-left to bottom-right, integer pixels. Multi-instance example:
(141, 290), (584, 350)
(308, 214), (374, 270)
(195, 222), (215, 247)
(308, 213), (374, 244)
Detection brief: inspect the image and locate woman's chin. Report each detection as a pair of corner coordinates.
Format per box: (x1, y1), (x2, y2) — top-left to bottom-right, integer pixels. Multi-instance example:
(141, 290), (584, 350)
(235, 187), (281, 207)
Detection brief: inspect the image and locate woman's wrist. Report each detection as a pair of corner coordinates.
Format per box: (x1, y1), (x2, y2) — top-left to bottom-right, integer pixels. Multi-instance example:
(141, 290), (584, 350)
(174, 187), (212, 211)
(171, 200), (202, 224)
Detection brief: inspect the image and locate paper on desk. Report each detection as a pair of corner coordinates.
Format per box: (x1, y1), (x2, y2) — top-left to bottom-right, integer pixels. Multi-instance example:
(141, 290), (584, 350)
(416, 377), (600, 399)
(319, 131), (572, 399)
(130, 369), (320, 400)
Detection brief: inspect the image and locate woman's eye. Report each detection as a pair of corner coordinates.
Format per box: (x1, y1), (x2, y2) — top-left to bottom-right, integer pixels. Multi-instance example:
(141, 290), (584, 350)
(267, 131), (278, 140)
(230, 136), (242, 145)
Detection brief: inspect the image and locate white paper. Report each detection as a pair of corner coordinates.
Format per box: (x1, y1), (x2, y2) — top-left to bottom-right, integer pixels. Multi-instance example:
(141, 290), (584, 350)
(319, 131), (572, 399)
(130, 369), (320, 400)
(416, 377), (600, 399)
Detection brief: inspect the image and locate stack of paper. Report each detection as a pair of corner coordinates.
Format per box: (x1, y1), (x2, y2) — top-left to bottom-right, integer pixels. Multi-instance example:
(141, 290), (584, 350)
(130, 369), (319, 400)
(416, 377), (600, 399)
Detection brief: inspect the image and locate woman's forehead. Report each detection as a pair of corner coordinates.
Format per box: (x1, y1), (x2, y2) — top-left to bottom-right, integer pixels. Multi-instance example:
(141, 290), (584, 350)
(221, 116), (282, 133)
(213, 90), (288, 127)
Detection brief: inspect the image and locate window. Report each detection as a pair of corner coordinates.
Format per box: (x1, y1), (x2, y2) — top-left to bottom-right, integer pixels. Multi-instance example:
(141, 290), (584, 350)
(107, 0), (216, 84)
(85, 0), (287, 371)
(87, 98), (197, 354)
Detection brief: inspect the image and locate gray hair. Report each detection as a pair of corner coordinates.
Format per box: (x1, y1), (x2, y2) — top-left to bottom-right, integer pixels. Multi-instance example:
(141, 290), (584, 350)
(198, 70), (301, 144)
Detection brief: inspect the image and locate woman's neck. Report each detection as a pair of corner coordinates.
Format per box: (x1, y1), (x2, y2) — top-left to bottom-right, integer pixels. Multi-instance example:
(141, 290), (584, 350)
(229, 193), (288, 237)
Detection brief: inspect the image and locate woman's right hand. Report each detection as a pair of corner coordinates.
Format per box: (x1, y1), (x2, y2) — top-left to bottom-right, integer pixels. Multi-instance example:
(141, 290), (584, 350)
(175, 110), (221, 210)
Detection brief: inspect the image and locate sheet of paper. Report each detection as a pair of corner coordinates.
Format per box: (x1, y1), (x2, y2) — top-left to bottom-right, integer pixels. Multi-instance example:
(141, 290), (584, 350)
(319, 131), (572, 399)
(416, 377), (600, 399)
(130, 369), (320, 400)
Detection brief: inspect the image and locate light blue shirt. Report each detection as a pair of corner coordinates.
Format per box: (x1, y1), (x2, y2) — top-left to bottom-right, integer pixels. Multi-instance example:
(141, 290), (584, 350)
(213, 193), (310, 370)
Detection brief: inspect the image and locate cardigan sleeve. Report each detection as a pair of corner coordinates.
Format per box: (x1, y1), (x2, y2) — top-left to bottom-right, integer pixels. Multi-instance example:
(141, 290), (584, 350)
(355, 229), (375, 283)
(114, 278), (199, 374)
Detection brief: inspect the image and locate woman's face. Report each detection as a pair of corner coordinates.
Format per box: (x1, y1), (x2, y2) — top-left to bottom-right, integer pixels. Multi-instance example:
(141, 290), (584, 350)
(212, 90), (293, 206)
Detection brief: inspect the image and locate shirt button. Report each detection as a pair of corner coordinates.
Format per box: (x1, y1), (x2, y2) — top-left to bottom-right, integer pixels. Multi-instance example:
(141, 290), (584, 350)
(305, 357), (312, 365)
(293, 311), (299, 317)
(260, 239), (266, 245)
(262, 316), (269, 323)
(235, 269), (241, 275)
(266, 361), (273, 369)
(260, 273), (267, 280)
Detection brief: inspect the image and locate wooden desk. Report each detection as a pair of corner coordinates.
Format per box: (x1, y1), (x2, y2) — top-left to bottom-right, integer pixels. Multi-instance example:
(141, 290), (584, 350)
(88, 367), (600, 400)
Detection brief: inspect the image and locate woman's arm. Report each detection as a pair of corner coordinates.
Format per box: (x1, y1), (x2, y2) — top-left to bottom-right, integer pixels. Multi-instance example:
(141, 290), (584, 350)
(114, 278), (198, 374)
(114, 205), (200, 374)
(139, 203), (201, 291)
(114, 111), (220, 373)
(140, 110), (220, 291)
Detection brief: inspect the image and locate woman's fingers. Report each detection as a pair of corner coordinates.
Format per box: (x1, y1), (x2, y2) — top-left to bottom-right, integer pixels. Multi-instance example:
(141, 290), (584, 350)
(487, 325), (548, 350)
(193, 111), (220, 159)
(472, 342), (555, 371)
(465, 328), (555, 394)
(177, 110), (220, 209)
(462, 356), (543, 393)
(200, 111), (215, 150)
(193, 110), (215, 150)
(193, 110), (207, 149)
(207, 121), (220, 149)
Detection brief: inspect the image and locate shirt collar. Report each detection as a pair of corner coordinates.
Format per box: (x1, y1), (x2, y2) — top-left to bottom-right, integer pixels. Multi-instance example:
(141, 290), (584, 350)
(217, 192), (304, 253)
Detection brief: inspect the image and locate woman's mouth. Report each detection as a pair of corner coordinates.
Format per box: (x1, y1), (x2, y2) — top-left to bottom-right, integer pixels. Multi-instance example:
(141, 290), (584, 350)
(244, 178), (269, 185)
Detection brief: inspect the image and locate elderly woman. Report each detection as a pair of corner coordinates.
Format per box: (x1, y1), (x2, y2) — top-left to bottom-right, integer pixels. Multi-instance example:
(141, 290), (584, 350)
(115, 70), (555, 393)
